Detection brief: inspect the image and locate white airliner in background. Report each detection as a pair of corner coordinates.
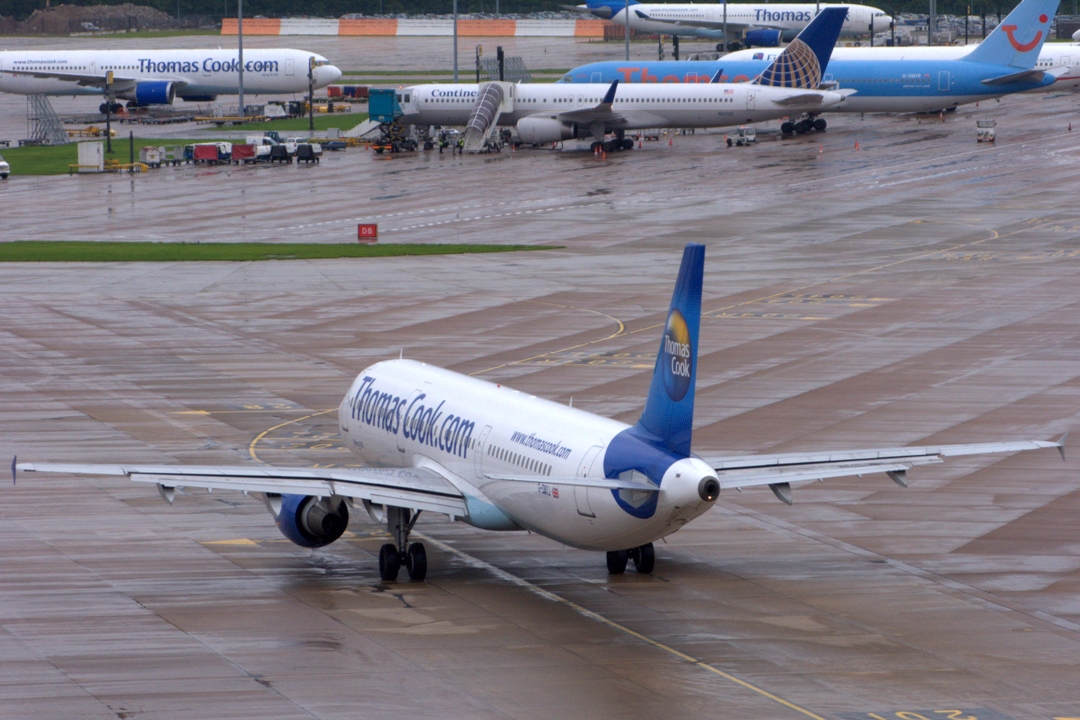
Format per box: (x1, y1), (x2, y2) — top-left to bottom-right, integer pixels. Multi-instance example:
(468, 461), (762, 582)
(403, 7), (851, 151)
(573, 0), (889, 47)
(0, 48), (341, 109)
(15, 244), (1065, 582)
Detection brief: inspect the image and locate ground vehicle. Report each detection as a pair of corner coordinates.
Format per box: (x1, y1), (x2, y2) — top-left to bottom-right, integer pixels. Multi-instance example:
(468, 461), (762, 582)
(245, 136), (278, 159)
(281, 137), (323, 157)
(977, 119), (997, 143)
(0, 153), (9, 179)
(727, 126), (757, 147)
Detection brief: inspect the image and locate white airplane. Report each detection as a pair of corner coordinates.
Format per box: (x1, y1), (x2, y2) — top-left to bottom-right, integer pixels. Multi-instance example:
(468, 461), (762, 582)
(14, 244), (1066, 582)
(0, 48), (342, 111)
(725, 41), (1080, 91)
(402, 7), (851, 151)
(573, 0), (889, 48)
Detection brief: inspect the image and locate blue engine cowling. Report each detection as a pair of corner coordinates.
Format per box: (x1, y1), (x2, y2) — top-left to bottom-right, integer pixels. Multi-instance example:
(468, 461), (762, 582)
(274, 494), (349, 548)
(133, 81), (176, 106)
(743, 29), (783, 47)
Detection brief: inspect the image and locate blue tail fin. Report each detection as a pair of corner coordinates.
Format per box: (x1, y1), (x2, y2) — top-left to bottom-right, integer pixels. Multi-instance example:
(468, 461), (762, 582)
(754, 6), (847, 89)
(637, 244), (704, 458)
(964, 0), (1059, 69)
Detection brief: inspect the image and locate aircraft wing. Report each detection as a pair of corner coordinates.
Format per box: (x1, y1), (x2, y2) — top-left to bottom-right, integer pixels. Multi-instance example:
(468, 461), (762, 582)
(981, 67), (1066, 85)
(699, 437), (1065, 502)
(769, 91), (835, 107)
(485, 472), (657, 491)
(13, 461), (467, 517)
(550, 80), (626, 124)
(2, 68), (187, 90)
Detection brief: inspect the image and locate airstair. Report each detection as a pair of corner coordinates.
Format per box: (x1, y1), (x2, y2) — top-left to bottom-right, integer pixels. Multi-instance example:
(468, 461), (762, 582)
(343, 118), (384, 139)
(26, 95), (70, 146)
(462, 82), (514, 154)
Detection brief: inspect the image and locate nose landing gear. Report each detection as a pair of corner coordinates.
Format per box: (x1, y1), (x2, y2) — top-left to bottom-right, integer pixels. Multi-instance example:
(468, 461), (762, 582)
(606, 542), (655, 574)
(378, 506), (427, 582)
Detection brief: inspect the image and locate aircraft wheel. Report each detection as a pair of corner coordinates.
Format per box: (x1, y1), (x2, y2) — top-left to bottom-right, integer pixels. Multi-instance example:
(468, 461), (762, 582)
(780, 121), (795, 135)
(621, 138), (635, 151)
(795, 119), (813, 134)
(606, 550), (628, 574)
(379, 543), (401, 581)
(406, 542), (427, 581)
(813, 118), (827, 132)
(726, 137), (733, 147)
(633, 543), (655, 574)
(99, 102), (109, 114)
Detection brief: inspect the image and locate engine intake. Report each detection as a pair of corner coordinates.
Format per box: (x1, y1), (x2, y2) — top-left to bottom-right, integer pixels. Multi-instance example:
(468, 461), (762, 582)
(517, 116), (577, 145)
(272, 494), (349, 548)
(117, 81), (176, 106)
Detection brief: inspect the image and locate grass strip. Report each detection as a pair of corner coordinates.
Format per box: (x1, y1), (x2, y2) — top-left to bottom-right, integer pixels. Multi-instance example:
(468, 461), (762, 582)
(0, 242), (557, 263)
(205, 114), (367, 132)
(1, 138), (220, 176)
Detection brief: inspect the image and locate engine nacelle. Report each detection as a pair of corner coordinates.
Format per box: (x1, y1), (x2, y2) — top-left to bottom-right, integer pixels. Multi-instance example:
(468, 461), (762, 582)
(744, 29), (783, 47)
(117, 81), (176, 106)
(271, 494), (349, 548)
(516, 116), (577, 145)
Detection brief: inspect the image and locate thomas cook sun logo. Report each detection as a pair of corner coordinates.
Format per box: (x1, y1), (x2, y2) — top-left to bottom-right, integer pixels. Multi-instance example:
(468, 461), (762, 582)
(662, 309), (692, 401)
(1002, 13), (1048, 53)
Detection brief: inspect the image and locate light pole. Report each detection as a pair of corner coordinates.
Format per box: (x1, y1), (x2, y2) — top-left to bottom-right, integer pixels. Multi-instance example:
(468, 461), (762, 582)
(237, 0), (244, 118)
(453, 0), (459, 83)
(625, 0), (630, 61)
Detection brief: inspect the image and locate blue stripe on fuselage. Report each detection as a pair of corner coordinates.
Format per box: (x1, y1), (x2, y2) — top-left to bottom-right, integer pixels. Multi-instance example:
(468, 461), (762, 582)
(561, 58), (1055, 97)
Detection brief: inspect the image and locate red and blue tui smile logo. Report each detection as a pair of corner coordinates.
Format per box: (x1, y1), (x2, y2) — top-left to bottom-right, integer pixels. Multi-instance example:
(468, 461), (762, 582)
(1001, 13), (1048, 53)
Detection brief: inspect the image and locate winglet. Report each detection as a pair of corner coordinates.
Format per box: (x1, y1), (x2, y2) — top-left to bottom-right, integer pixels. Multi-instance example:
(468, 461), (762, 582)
(710, 68), (724, 83)
(601, 80), (619, 106)
(1056, 432), (1068, 461)
(10, 455), (15, 486)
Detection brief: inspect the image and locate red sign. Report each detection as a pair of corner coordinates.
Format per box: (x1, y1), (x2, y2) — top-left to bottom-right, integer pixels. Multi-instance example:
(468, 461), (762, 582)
(357, 224), (378, 244)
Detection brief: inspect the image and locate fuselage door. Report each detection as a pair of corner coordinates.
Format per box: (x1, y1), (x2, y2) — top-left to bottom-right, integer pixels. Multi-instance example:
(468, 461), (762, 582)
(746, 88), (756, 111)
(575, 445), (604, 518)
(938, 70), (950, 92)
(473, 425), (492, 480)
(591, 71), (602, 83)
(286, 58), (295, 76)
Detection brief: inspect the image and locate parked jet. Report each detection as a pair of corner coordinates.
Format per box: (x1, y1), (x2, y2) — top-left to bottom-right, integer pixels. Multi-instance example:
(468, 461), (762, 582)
(400, 7), (850, 151)
(0, 48), (341, 110)
(727, 40), (1080, 92)
(14, 244), (1066, 582)
(572, 0), (889, 48)
(562, 0), (1061, 120)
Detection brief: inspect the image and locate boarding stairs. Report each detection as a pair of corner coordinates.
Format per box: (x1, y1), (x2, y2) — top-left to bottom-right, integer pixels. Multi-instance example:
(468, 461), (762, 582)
(462, 82), (514, 154)
(26, 95), (71, 146)
(343, 118), (384, 139)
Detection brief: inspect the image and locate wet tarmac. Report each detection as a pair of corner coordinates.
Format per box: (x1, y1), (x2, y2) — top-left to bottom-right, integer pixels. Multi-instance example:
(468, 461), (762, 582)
(2, 41), (1080, 720)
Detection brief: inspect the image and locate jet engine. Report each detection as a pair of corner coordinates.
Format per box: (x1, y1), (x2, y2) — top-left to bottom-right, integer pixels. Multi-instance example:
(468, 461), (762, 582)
(116, 81), (176, 106)
(269, 494), (349, 548)
(743, 29), (783, 47)
(517, 116), (577, 144)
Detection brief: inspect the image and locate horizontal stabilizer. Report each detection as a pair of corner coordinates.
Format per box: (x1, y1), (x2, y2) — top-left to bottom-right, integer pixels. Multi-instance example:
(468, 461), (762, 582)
(981, 68), (1050, 85)
(771, 92), (830, 107)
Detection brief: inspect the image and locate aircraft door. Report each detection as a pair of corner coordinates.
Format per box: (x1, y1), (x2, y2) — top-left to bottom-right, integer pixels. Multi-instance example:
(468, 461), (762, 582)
(473, 425), (492, 480)
(590, 71), (602, 82)
(575, 445), (604, 518)
(938, 71), (950, 92)
(746, 89), (756, 111)
(286, 58), (295, 76)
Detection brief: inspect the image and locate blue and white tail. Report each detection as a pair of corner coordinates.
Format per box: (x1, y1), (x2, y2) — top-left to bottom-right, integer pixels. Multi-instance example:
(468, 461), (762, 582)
(754, 6), (848, 89)
(583, 0), (639, 19)
(964, 0), (1059, 69)
(637, 243), (704, 458)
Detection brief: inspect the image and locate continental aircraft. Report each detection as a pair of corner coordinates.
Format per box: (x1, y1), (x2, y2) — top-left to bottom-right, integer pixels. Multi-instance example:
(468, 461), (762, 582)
(562, 0), (1061, 121)
(571, 0), (889, 48)
(400, 7), (850, 151)
(0, 49), (341, 110)
(14, 245), (1066, 582)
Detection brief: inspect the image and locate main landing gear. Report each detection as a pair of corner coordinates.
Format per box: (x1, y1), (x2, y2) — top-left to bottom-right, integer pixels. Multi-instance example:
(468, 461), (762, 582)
(781, 114), (827, 136)
(606, 542), (655, 575)
(590, 130), (636, 154)
(378, 506), (427, 582)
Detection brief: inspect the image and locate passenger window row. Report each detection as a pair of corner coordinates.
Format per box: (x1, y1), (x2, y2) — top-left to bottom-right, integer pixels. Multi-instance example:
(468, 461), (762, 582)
(488, 443), (552, 476)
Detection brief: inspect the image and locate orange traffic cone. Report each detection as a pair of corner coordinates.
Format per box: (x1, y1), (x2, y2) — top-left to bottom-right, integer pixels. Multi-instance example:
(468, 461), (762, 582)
(939, 111), (944, 122)
(669, 135), (673, 146)
(602, 150), (607, 160)
(854, 140), (860, 151)
(638, 136), (643, 148)
(819, 145), (823, 155)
